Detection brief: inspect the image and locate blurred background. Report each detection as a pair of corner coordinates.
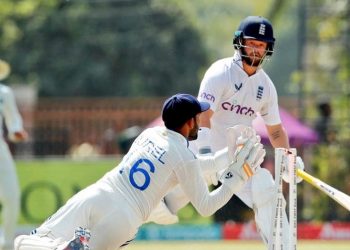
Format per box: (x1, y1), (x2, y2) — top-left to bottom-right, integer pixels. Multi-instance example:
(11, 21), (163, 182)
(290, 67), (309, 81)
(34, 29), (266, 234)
(1, 0), (350, 243)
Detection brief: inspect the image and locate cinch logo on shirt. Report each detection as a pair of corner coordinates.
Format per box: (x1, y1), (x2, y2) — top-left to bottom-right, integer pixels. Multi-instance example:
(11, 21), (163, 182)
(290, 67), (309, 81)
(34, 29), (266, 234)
(221, 102), (255, 116)
(200, 92), (215, 103)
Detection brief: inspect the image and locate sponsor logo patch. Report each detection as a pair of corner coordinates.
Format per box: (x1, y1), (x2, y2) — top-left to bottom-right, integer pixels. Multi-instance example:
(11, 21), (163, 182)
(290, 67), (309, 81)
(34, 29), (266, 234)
(225, 171), (233, 179)
(221, 102), (255, 116)
(200, 92), (215, 102)
(235, 83), (243, 91)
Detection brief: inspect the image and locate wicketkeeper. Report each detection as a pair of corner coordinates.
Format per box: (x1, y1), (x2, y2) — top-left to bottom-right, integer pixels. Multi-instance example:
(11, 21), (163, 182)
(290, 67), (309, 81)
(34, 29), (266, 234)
(15, 93), (265, 250)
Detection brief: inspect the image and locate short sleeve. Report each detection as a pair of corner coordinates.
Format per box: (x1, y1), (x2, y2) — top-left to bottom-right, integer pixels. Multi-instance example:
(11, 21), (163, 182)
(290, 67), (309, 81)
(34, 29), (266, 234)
(198, 62), (228, 112)
(260, 81), (281, 125)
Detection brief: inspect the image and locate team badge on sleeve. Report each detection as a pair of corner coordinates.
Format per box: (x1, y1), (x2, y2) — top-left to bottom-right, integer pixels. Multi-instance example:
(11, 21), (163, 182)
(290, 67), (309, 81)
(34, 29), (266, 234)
(200, 92), (215, 103)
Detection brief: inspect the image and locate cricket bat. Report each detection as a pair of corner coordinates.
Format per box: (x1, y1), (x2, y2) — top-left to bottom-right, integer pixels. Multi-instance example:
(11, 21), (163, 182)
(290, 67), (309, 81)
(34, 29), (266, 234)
(297, 169), (350, 212)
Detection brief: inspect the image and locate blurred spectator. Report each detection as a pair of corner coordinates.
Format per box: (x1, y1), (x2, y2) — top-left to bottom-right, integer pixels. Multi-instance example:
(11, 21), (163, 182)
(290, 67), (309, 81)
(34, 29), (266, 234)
(314, 101), (336, 143)
(0, 59), (28, 250)
(100, 128), (118, 155)
(117, 126), (142, 154)
(70, 142), (100, 160)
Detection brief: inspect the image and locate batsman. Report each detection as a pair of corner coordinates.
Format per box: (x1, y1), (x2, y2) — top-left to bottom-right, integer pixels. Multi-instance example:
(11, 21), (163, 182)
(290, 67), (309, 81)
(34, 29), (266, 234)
(148, 16), (305, 248)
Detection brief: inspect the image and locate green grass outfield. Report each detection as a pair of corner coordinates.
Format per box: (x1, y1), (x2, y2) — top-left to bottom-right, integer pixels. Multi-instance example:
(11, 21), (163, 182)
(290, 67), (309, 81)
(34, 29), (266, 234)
(127, 240), (350, 250)
(15, 157), (118, 224)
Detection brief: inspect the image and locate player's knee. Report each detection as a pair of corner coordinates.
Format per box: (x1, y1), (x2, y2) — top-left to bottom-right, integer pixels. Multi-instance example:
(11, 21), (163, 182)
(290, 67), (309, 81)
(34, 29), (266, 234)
(251, 168), (275, 208)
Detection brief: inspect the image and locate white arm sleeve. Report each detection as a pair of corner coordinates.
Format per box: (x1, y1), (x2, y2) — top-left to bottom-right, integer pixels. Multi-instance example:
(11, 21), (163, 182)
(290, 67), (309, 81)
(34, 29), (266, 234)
(197, 147), (230, 176)
(260, 81), (281, 125)
(164, 185), (190, 214)
(164, 148), (230, 214)
(197, 62), (228, 112)
(175, 159), (235, 217)
(3, 87), (24, 134)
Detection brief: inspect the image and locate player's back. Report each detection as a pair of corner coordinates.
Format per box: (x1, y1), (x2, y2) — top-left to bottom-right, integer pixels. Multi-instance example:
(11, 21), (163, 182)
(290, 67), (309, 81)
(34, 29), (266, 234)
(100, 126), (194, 220)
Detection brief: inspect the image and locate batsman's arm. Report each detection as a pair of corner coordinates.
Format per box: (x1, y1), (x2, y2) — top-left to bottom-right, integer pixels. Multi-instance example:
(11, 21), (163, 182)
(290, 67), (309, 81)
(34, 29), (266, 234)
(198, 109), (213, 128)
(266, 123), (290, 148)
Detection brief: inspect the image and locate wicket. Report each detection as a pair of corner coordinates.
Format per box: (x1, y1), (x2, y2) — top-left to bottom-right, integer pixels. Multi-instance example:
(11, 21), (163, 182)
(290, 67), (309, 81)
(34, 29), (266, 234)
(268, 148), (297, 250)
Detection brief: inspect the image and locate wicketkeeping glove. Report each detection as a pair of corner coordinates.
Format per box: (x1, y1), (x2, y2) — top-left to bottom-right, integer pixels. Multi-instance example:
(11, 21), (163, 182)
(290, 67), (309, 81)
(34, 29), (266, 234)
(219, 130), (266, 192)
(208, 126), (265, 186)
(207, 125), (255, 186)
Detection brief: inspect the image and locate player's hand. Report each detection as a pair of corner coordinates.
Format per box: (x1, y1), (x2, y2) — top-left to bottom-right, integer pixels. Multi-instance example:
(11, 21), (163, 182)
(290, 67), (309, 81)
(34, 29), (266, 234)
(282, 156), (304, 183)
(220, 130), (265, 187)
(209, 126), (264, 186)
(9, 130), (28, 143)
(229, 126), (264, 179)
(231, 132), (265, 181)
(226, 125), (252, 154)
(208, 125), (256, 186)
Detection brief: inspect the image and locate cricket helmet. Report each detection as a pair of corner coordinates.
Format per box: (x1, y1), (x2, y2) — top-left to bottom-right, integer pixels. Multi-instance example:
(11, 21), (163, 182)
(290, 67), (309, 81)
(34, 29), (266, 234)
(233, 16), (275, 56)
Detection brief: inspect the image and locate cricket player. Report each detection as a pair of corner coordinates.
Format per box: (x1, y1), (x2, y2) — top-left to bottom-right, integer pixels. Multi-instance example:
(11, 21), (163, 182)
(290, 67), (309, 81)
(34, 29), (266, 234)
(0, 59), (28, 250)
(15, 93), (265, 250)
(149, 16), (305, 247)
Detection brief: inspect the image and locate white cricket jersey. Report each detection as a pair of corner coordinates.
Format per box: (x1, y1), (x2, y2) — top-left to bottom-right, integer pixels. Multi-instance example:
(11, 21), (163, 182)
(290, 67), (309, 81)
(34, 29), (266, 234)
(197, 52), (281, 151)
(99, 126), (233, 221)
(33, 126), (233, 249)
(0, 84), (24, 140)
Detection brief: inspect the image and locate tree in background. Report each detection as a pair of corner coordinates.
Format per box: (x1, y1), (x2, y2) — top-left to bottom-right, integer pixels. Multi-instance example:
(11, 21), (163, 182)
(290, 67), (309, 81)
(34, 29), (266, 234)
(0, 0), (208, 97)
(1, 0), (350, 222)
(300, 0), (350, 222)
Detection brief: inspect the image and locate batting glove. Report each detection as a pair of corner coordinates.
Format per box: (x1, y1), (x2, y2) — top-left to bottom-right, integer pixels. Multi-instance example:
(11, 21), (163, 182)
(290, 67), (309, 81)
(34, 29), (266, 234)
(282, 156), (304, 183)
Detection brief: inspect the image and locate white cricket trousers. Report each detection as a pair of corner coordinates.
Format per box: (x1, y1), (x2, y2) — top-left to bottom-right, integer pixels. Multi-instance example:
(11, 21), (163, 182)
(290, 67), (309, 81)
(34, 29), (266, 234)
(0, 140), (20, 250)
(16, 182), (143, 250)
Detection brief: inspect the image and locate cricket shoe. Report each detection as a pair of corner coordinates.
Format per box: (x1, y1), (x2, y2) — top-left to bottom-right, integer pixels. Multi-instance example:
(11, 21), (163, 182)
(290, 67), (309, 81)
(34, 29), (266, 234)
(61, 227), (91, 250)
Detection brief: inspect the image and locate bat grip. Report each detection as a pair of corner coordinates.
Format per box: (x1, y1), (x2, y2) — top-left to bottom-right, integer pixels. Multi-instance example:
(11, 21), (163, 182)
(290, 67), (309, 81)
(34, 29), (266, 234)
(297, 169), (316, 184)
(238, 144), (253, 177)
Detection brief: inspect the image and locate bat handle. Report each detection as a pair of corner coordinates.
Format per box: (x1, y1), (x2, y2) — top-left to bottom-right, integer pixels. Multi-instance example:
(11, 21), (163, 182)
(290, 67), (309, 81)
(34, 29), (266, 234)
(297, 169), (316, 184)
(238, 144), (254, 177)
(243, 163), (253, 177)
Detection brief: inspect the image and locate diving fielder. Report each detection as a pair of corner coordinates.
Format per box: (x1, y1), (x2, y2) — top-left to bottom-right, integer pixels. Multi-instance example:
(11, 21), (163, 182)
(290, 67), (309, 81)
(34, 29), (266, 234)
(150, 16), (305, 247)
(15, 94), (265, 250)
(0, 60), (28, 250)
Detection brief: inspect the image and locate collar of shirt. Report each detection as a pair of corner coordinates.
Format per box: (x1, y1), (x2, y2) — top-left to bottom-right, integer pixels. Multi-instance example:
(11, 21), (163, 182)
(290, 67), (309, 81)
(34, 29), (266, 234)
(164, 127), (189, 148)
(233, 51), (243, 67)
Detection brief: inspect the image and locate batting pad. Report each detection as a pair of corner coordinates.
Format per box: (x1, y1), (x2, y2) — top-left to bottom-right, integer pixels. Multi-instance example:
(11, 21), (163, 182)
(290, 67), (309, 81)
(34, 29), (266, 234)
(251, 168), (290, 247)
